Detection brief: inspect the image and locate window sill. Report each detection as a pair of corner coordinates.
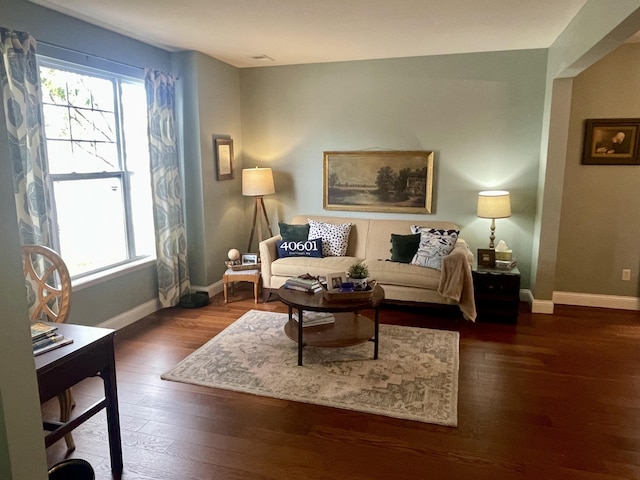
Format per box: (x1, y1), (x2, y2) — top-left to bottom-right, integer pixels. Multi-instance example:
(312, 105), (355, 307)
(71, 257), (156, 292)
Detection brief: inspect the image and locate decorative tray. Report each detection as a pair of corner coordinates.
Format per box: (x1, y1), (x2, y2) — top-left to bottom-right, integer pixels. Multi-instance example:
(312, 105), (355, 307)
(225, 262), (261, 271)
(322, 281), (376, 302)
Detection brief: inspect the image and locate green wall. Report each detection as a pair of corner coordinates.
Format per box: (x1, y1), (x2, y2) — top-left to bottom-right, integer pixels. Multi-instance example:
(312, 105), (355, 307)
(239, 51), (548, 287)
(176, 51), (245, 288)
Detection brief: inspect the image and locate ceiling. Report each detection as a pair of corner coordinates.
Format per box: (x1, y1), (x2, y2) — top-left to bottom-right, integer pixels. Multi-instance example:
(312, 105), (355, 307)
(30, 0), (594, 68)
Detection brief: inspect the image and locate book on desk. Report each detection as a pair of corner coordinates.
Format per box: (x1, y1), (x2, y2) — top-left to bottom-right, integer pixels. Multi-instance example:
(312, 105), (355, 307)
(31, 321), (73, 356)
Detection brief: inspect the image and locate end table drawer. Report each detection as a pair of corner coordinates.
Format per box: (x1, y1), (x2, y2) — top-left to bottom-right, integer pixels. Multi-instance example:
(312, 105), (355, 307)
(473, 272), (520, 294)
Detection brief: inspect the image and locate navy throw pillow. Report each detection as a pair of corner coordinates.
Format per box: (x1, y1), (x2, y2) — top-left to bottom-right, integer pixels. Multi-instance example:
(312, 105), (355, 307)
(277, 238), (323, 258)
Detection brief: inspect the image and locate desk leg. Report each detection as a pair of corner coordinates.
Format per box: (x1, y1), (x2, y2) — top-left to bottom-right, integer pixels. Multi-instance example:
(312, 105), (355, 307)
(374, 307), (379, 360)
(101, 341), (124, 474)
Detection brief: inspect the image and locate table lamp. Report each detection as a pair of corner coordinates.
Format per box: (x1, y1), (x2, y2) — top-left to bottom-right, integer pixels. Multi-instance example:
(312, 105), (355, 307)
(243, 166), (275, 252)
(477, 190), (511, 249)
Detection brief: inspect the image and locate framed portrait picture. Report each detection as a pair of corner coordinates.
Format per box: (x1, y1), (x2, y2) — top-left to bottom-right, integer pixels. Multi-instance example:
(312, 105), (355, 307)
(323, 151), (434, 213)
(241, 253), (258, 265)
(215, 137), (234, 180)
(582, 118), (640, 165)
(477, 249), (496, 268)
(325, 272), (347, 293)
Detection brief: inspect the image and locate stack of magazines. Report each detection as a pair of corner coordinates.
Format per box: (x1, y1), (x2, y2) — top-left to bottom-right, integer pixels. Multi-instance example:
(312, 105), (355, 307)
(284, 276), (324, 293)
(292, 311), (335, 327)
(30, 321), (73, 356)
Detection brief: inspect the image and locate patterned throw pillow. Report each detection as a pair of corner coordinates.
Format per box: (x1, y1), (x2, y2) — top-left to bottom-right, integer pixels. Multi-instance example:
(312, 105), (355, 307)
(277, 238), (323, 258)
(308, 219), (352, 257)
(409, 226), (459, 270)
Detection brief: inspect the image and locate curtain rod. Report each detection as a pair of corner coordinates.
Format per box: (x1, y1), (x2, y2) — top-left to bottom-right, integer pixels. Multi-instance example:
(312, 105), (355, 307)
(38, 40), (146, 72)
(38, 40), (181, 80)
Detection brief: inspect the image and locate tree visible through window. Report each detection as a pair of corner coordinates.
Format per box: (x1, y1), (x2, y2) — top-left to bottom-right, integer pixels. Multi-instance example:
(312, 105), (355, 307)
(39, 61), (155, 277)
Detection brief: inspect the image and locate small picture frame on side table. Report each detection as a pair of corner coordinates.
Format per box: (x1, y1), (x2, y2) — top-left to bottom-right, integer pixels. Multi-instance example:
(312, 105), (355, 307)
(477, 248), (495, 268)
(242, 253), (258, 265)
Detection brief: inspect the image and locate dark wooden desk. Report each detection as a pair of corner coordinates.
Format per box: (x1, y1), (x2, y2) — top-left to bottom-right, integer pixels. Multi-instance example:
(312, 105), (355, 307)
(34, 322), (123, 474)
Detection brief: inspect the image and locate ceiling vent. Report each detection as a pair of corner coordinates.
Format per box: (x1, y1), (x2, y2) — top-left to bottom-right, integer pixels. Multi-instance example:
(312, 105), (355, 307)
(251, 54), (275, 62)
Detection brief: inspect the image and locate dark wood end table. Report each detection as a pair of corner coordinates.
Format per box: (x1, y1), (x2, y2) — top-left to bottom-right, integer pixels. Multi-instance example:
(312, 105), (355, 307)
(472, 265), (521, 323)
(277, 284), (385, 365)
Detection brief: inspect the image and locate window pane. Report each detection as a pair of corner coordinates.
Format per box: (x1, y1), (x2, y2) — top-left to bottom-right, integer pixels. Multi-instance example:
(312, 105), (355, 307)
(122, 82), (155, 257)
(42, 105), (71, 140)
(53, 178), (128, 276)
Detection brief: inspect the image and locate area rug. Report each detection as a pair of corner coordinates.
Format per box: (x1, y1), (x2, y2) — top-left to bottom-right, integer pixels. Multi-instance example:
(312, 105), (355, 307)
(161, 310), (459, 426)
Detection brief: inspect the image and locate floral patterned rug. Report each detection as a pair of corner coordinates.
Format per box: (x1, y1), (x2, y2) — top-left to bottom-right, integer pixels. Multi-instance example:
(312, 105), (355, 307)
(161, 309), (459, 426)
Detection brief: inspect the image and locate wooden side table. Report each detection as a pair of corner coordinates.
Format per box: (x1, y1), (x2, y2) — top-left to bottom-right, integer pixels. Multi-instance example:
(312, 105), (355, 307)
(472, 265), (521, 323)
(223, 269), (261, 303)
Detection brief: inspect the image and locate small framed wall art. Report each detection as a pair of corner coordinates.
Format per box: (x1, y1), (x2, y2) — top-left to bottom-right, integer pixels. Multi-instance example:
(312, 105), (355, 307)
(582, 118), (640, 165)
(215, 137), (234, 180)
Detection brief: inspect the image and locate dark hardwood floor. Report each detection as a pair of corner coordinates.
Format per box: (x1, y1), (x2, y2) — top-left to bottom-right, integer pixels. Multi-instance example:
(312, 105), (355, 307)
(44, 285), (640, 479)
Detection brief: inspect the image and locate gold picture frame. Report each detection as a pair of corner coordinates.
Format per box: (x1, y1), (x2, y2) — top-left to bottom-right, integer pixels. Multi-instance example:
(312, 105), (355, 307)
(323, 151), (434, 213)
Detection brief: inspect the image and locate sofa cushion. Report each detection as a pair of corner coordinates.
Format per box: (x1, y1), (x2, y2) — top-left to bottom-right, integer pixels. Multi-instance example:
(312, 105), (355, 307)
(278, 222), (309, 242)
(364, 259), (441, 289)
(410, 227), (460, 270)
(272, 256), (359, 278)
(277, 238), (322, 258)
(308, 218), (352, 257)
(389, 233), (421, 263)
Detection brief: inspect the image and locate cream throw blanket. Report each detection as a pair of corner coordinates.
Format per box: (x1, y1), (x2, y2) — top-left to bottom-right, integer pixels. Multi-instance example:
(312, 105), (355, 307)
(438, 240), (477, 321)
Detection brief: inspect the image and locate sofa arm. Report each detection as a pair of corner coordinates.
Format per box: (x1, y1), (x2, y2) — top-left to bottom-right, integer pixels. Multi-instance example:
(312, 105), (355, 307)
(449, 238), (473, 266)
(259, 235), (281, 288)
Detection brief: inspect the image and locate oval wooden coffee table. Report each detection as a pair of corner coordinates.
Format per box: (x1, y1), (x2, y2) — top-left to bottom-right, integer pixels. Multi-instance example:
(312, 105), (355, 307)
(277, 284), (385, 366)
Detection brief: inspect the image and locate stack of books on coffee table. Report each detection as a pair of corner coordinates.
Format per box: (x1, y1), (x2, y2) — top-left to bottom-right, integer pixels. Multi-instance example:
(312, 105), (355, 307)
(30, 321), (73, 356)
(284, 276), (324, 293)
(292, 311), (335, 327)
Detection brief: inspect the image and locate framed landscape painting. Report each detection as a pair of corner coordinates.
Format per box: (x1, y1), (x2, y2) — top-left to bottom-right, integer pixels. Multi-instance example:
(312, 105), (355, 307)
(323, 151), (434, 213)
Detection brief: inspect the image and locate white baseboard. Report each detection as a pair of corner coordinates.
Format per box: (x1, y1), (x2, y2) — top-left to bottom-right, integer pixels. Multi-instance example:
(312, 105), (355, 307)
(190, 280), (224, 298)
(97, 280), (225, 331)
(519, 289), (555, 314)
(553, 291), (640, 311)
(98, 298), (162, 330)
(531, 299), (555, 314)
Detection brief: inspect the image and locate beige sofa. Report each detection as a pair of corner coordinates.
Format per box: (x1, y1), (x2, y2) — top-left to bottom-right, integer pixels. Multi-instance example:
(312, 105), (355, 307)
(259, 215), (476, 320)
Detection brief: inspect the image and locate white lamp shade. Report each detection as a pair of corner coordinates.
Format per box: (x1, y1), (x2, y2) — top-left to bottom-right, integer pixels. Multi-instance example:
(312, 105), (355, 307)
(242, 167), (275, 196)
(477, 190), (511, 219)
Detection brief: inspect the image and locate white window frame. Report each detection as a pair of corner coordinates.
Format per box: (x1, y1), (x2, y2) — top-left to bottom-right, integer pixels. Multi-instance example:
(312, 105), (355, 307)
(37, 54), (155, 283)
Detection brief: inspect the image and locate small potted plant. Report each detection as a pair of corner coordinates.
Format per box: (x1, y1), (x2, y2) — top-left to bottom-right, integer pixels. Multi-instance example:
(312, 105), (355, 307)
(347, 262), (369, 291)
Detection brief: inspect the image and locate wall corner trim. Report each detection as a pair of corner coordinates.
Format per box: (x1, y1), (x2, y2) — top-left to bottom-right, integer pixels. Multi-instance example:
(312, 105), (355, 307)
(532, 298), (555, 314)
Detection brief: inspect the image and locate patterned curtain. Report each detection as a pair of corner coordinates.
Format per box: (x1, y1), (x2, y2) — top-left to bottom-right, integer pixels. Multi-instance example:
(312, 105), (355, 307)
(145, 69), (190, 307)
(0, 27), (52, 246)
